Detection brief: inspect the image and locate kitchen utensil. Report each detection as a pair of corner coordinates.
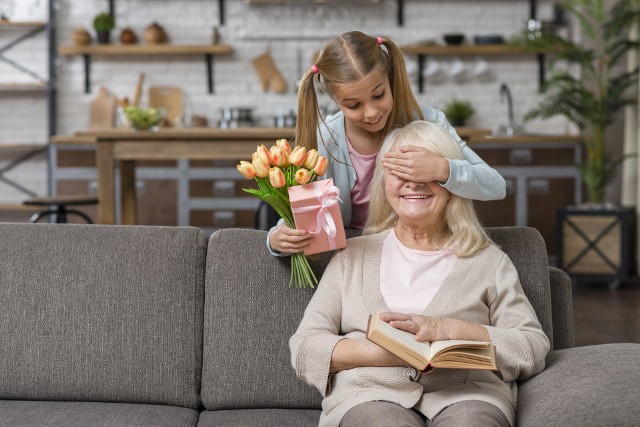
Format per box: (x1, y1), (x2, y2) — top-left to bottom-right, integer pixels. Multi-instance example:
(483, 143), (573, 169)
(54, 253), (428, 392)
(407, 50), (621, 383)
(251, 50), (287, 94)
(148, 86), (183, 127)
(132, 73), (144, 107)
(219, 107), (255, 128)
(448, 57), (465, 78)
(443, 33), (465, 45)
(89, 86), (116, 130)
(472, 57), (490, 79)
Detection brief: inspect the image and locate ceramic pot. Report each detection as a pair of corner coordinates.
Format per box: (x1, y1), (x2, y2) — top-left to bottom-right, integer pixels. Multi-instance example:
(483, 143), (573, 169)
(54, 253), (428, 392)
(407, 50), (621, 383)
(72, 27), (92, 45)
(119, 28), (137, 44)
(144, 22), (168, 44)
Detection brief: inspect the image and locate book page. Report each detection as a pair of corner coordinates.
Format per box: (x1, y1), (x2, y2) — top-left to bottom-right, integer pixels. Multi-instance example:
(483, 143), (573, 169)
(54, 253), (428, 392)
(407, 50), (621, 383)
(369, 314), (431, 361)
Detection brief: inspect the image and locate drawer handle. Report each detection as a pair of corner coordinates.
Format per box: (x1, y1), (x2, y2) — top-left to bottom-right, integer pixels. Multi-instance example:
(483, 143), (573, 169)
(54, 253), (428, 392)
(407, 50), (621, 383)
(529, 179), (550, 196)
(510, 149), (532, 165)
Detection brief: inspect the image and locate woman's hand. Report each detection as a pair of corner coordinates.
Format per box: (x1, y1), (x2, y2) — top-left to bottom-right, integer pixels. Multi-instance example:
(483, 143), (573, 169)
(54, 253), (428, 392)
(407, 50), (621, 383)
(379, 312), (491, 343)
(330, 338), (406, 373)
(382, 145), (450, 184)
(269, 223), (314, 254)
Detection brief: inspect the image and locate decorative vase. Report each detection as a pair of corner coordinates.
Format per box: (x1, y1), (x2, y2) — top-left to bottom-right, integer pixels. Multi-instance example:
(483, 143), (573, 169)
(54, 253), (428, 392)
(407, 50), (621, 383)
(119, 27), (137, 44)
(144, 22), (168, 44)
(72, 27), (92, 45)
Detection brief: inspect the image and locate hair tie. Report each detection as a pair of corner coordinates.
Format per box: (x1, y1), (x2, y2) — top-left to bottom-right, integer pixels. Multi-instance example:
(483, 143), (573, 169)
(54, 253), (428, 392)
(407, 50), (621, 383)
(311, 64), (319, 74)
(377, 36), (383, 46)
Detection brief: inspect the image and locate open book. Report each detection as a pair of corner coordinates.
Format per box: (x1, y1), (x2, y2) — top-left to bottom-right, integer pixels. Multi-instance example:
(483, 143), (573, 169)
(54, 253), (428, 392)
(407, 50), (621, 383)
(366, 314), (497, 372)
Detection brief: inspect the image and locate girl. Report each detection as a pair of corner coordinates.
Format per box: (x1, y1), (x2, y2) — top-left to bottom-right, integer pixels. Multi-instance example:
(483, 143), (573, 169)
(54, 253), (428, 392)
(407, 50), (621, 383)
(268, 31), (505, 255)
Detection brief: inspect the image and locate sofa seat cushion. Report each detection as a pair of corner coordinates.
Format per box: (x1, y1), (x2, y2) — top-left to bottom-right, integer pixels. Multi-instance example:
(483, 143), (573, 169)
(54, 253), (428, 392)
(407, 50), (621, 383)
(0, 401), (199, 427)
(197, 409), (321, 427)
(517, 343), (640, 426)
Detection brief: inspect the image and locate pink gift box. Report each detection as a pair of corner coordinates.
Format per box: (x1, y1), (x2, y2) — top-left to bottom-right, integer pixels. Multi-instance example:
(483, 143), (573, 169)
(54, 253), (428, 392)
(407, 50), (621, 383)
(288, 178), (347, 255)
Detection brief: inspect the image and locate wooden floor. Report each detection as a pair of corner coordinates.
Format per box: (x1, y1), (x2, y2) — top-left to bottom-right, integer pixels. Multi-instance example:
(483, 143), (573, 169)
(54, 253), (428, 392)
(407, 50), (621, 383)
(572, 279), (640, 347)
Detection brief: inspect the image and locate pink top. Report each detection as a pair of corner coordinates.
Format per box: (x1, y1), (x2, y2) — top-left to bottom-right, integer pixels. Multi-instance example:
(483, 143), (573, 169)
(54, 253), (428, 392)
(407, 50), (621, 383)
(347, 138), (377, 229)
(380, 229), (457, 314)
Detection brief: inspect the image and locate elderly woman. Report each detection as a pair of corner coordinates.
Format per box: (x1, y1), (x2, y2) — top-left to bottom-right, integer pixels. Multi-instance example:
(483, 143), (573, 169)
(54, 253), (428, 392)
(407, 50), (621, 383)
(289, 121), (550, 427)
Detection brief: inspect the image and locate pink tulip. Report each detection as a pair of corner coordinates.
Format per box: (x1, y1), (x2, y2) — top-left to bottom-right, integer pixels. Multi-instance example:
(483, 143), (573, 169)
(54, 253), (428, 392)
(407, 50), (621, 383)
(257, 144), (271, 165)
(269, 167), (286, 188)
(313, 156), (329, 176)
(269, 145), (288, 167)
(289, 145), (307, 167)
(252, 157), (270, 178)
(295, 168), (312, 184)
(304, 149), (319, 169)
(237, 161), (257, 179)
(275, 139), (292, 157)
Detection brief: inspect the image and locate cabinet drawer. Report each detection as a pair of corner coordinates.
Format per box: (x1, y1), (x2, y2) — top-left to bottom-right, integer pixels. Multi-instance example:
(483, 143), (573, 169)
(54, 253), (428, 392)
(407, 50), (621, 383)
(472, 147), (578, 166)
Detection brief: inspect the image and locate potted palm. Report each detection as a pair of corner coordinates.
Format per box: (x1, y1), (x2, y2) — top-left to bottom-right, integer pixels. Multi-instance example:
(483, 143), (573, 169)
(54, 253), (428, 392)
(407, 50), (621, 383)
(511, 0), (640, 283)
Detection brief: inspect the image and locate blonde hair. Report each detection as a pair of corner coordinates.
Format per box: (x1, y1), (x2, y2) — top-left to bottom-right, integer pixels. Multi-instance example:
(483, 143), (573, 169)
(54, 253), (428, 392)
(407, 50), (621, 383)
(295, 31), (423, 151)
(362, 121), (493, 257)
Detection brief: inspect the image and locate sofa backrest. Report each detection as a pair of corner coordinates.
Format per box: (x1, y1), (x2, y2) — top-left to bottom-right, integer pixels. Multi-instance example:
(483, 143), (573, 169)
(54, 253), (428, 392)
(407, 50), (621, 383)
(201, 226), (555, 410)
(0, 223), (208, 409)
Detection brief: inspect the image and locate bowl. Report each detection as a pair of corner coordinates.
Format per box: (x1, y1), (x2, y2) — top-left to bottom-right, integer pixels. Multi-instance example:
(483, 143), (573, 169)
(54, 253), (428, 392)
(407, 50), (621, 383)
(443, 33), (465, 45)
(123, 106), (165, 130)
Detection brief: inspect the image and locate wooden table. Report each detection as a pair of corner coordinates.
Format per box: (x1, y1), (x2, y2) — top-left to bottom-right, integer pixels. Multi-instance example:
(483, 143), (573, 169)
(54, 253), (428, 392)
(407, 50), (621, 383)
(53, 128), (295, 224)
(51, 127), (493, 225)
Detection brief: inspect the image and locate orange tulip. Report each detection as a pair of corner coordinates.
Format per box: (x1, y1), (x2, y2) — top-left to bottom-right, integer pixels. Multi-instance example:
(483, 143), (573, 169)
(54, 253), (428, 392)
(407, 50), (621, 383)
(295, 168), (312, 184)
(289, 145), (307, 167)
(269, 145), (288, 167)
(252, 157), (270, 178)
(237, 161), (257, 179)
(275, 138), (292, 157)
(313, 155), (329, 176)
(256, 144), (271, 165)
(304, 149), (319, 169)
(269, 167), (286, 188)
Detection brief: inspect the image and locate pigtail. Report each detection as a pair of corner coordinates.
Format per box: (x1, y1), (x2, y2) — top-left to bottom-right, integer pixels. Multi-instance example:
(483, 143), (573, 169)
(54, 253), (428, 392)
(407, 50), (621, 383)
(379, 38), (423, 135)
(294, 69), (321, 150)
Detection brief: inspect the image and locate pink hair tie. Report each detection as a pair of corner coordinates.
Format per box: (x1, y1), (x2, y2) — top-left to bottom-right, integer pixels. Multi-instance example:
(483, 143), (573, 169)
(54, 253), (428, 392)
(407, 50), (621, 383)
(311, 64), (319, 74)
(377, 36), (383, 46)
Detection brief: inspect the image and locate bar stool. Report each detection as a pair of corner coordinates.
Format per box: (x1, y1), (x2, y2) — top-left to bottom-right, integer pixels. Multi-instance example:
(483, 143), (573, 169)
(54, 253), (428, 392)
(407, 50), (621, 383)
(23, 195), (99, 224)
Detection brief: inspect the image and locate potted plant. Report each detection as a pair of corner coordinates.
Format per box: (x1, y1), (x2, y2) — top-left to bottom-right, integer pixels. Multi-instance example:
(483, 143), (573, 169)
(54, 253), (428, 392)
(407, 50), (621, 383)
(443, 98), (475, 127)
(511, 0), (640, 283)
(93, 12), (115, 44)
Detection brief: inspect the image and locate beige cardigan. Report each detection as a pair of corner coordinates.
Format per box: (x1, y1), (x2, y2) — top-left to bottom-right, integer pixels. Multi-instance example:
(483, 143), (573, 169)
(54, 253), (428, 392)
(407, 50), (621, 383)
(289, 230), (550, 427)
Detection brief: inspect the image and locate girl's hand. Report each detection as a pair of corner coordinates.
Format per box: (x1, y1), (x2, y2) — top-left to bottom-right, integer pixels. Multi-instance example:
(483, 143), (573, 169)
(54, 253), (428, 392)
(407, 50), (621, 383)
(269, 223), (314, 254)
(382, 145), (450, 184)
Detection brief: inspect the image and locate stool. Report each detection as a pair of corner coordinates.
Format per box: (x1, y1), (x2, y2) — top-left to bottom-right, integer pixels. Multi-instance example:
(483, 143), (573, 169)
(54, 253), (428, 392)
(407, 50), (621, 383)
(23, 195), (99, 224)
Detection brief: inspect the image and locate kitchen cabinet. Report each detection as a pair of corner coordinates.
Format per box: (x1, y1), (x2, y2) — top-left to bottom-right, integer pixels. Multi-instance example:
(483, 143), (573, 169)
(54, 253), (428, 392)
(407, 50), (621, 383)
(468, 135), (583, 257)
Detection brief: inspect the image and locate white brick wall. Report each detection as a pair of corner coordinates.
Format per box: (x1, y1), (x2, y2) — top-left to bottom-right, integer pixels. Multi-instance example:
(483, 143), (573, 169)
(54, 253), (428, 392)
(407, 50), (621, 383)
(0, 0), (572, 203)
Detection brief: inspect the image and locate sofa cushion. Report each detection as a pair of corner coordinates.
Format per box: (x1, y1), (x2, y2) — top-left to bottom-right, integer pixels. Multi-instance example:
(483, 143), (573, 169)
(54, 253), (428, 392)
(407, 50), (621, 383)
(197, 409), (321, 427)
(0, 224), (208, 408)
(0, 401), (199, 427)
(517, 343), (640, 426)
(201, 229), (334, 410)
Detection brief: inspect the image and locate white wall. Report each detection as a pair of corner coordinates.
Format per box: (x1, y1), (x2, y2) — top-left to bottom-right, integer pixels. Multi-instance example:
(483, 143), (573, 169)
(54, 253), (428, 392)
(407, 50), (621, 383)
(0, 0), (572, 203)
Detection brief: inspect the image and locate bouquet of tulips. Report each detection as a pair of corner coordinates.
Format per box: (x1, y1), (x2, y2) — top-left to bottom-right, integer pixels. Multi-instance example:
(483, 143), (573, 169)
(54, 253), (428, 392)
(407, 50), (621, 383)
(237, 139), (329, 288)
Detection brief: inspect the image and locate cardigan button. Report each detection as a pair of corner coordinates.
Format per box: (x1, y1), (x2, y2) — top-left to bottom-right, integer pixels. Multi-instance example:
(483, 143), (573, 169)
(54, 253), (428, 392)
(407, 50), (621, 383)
(404, 367), (420, 381)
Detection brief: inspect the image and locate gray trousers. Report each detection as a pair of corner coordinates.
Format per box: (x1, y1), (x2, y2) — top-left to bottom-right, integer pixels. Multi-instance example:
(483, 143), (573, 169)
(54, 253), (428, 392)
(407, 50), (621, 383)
(339, 400), (509, 427)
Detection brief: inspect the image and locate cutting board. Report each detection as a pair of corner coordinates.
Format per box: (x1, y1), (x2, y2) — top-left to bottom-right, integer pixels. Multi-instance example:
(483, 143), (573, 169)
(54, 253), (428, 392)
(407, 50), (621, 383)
(88, 87), (116, 130)
(148, 86), (183, 127)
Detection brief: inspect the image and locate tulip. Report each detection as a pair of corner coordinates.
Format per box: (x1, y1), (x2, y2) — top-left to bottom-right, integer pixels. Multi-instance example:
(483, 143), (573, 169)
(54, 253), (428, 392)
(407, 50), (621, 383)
(252, 152), (258, 161)
(275, 139), (292, 157)
(295, 168), (312, 185)
(313, 155), (329, 176)
(289, 145), (307, 167)
(269, 145), (288, 167)
(256, 144), (271, 165)
(269, 167), (286, 188)
(237, 161), (257, 179)
(252, 157), (270, 178)
(304, 149), (319, 169)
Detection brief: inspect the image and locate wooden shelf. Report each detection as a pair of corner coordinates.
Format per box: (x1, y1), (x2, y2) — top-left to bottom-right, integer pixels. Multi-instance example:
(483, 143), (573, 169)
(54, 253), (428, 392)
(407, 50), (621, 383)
(401, 44), (545, 56)
(0, 20), (47, 29)
(0, 82), (48, 93)
(58, 43), (233, 56)
(0, 143), (48, 151)
(58, 43), (233, 94)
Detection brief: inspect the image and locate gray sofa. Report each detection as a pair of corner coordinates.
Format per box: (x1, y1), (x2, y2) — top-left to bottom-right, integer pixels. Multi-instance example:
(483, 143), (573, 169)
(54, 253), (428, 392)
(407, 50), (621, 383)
(1, 223), (638, 426)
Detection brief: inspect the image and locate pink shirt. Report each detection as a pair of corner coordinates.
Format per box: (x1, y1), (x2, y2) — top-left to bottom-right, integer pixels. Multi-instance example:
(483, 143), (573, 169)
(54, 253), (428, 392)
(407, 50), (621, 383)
(347, 138), (377, 229)
(380, 229), (457, 314)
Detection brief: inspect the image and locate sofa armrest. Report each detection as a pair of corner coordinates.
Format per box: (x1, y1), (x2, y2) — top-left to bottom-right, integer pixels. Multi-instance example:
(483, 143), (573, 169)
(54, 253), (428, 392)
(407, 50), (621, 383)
(549, 267), (574, 350)
(517, 343), (640, 426)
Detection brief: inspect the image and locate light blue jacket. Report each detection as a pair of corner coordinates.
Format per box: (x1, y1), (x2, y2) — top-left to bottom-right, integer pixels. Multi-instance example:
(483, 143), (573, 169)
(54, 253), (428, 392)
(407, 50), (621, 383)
(267, 106), (506, 254)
